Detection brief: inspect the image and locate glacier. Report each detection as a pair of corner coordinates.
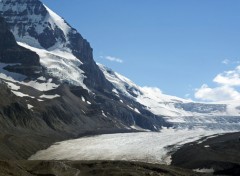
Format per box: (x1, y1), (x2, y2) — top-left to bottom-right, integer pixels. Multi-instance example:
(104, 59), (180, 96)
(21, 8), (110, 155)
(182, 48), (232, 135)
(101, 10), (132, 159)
(29, 128), (235, 164)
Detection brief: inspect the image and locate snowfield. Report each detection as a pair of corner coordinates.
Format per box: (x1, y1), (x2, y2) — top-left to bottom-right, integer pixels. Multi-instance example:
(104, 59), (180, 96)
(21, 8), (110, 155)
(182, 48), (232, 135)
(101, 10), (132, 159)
(18, 42), (88, 91)
(29, 128), (232, 164)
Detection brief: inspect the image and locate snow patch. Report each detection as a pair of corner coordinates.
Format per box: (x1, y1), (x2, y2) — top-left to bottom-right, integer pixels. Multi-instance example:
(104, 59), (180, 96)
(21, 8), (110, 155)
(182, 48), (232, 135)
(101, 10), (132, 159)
(5, 82), (20, 90)
(23, 80), (59, 91)
(101, 110), (107, 117)
(197, 134), (220, 144)
(112, 88), (118, 94)
(40, 94), (60, 99)
(127, 105), (134, 110)
(27, 104), (34, 110)
(81, 96), (85, 102)
(127, 106), (140, 114)
(134, 108), (140, 114)
(112, 88), (119, 97)
(130, 125), (150, 132)
(37, 76), (47, 81)
(11, 91), (34, 98)
(193, 168), (214, 173)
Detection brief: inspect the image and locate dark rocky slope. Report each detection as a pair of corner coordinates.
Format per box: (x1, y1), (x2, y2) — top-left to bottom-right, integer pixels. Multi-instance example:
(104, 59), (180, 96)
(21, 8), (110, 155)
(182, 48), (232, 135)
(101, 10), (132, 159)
(171, 132), (240, 175)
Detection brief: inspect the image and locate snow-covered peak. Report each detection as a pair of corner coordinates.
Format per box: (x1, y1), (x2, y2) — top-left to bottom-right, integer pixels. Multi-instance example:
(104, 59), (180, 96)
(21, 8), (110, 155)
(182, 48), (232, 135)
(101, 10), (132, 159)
(0, 0), (95, 90)
(44, 5), (71, 38)
(0, 0), (74, 50)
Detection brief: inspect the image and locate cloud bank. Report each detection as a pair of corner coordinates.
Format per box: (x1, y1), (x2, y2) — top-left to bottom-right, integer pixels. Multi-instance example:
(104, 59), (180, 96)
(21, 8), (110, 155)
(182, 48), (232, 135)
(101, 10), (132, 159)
(195, 65), (240, 102)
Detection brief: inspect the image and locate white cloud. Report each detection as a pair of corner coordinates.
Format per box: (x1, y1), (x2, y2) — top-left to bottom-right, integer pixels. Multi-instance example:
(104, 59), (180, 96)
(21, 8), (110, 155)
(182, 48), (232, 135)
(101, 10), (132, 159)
(195, 84), (240, 102)
(102, 56), (123, 63)
(213, 66), (240, 86)
(221, 59), (230, 65)
(194, 65), (240, 102)
(141, 86), (163, 95)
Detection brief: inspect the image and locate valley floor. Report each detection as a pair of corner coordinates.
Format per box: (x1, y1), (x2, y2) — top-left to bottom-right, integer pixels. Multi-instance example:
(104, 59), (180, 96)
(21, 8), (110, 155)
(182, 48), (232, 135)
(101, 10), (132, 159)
(28, 128), (231, 164)
(0, 131), (240, 175)
(27, 130), (240, 175)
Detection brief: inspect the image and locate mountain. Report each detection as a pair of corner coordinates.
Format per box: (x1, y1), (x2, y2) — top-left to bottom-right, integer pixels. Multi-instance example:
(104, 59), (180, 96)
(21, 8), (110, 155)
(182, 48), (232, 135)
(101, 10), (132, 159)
(0, 0), (239, 160)
(99, 64), (240, 115)
(0, 0), (171, 159)
(98, 64), (240, 130)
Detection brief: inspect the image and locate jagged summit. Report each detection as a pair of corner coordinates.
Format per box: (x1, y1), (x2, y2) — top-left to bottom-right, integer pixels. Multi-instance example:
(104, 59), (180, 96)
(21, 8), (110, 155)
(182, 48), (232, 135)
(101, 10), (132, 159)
(0, 0), (74, 49)
(0, 0), (92, 63)
(0, 0), (112, 91)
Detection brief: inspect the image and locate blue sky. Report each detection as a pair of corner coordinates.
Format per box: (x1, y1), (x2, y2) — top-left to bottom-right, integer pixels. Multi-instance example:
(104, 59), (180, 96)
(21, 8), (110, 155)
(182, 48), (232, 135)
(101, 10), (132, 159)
(42, 0), (240, 101)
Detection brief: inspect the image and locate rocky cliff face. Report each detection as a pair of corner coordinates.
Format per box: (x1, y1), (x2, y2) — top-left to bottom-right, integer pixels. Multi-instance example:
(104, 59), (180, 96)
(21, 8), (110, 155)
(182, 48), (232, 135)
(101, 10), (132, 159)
(0, 16), (42, 77)
(0, 0), (63, 49)
(0, 16), (17, 49)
